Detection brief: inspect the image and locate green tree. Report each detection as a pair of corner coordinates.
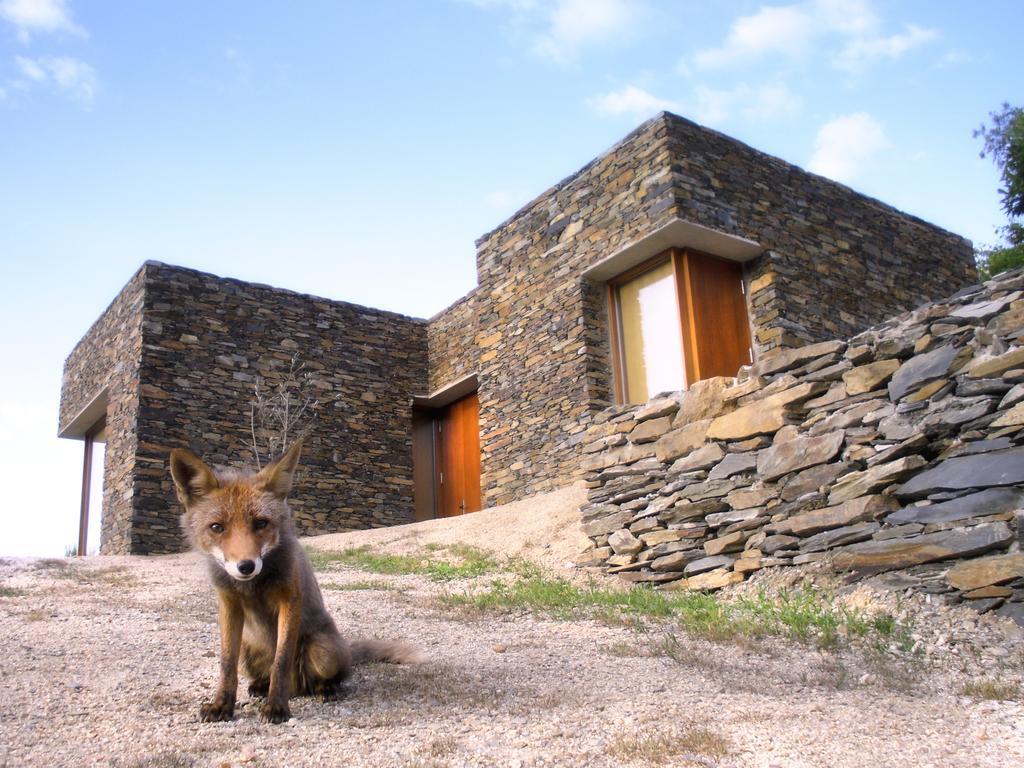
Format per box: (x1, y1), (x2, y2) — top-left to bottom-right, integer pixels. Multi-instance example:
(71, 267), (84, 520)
(974, 103), (1024, 279)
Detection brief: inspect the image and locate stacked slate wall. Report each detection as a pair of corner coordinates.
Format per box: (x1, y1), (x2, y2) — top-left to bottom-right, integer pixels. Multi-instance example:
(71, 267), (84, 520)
(94, 262), (428, 554)
(660, 113), (976, 349)
(469, 111), (973, 506)
(578, 268), (1024, 625)
(58, 267), (147, 554)
(427, 290), (479, 394)
(60, 112), (979, 554)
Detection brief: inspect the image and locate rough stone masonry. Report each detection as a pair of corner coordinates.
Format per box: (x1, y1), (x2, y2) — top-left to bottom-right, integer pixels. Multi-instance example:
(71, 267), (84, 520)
(61, 112), (975, 554)
(577, 267), (1024, 627)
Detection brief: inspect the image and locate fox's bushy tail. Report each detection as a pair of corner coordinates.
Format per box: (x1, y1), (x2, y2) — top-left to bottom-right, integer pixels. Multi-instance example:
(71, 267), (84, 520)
(350, 639), (424, 665)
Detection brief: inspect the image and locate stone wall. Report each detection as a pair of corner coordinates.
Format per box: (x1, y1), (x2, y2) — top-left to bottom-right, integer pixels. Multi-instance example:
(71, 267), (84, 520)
(59, 267), (146, 554)
(468, 111), (974, 506)
(426, 290), (479, 394)
(82, 262), (429, 554)
(577, 268), (1024, 626)
(61, 112), (979, 554)
(660, 114), (976, 349)
(472, 118), (680, 505)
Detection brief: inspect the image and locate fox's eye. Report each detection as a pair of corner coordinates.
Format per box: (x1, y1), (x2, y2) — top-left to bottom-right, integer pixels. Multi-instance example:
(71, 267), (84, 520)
(209, 523), (224, 534)
(253, 518), (269, 531)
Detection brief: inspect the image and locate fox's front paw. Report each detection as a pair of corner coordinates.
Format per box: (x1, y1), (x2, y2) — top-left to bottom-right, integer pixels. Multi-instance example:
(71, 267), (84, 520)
(199, 697), (235, 722)
(260, 698), (291, 724)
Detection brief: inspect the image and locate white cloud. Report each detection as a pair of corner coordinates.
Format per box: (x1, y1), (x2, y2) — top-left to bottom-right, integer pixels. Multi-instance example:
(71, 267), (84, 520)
(467, 0), (643, 64)
(692, 4), (817, 70)
(936, 49), (972, 68)
(0, 0), (85, 42)
(532, 0), (638, 64)
(589, 85), (680, 119)
(812, 0), (876, 36)
(833, 23), (937, 72)
(11, 54), (97, 106)
(695, 82), (801, 125)
(15, 53), (45, 80)
(808, 112), (888, 183)
(687, 0), (931, 74)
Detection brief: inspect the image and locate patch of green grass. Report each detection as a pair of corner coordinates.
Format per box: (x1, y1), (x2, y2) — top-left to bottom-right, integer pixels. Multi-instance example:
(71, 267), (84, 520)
(0, 586), (26, 598)
(307, 544), (501, 582)
(733, 590), (846, 645)
(444, 572), (913, 651)
(961, 678), (1022, 701)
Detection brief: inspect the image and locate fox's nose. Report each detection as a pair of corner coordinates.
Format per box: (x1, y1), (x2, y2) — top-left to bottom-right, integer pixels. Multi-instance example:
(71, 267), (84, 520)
(237, 560), (256, 576)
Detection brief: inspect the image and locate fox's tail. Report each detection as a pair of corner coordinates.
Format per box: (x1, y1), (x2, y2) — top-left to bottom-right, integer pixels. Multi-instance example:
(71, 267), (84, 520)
(350, 639), (424, 665)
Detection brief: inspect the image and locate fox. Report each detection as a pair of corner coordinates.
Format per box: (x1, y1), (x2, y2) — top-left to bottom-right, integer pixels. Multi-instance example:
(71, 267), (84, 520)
(169, 439), (419, 724)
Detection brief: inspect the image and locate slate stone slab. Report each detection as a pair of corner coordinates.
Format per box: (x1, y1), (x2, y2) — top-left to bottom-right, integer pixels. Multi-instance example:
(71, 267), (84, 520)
(756, 340), (846, 377)
(777, 495), (899, 537)
(843, 359), (900, 396)
(799, 522), (880, 553)
(608, 528), (643, 555)
(703, 530), (747, 556)
(675, 569), (745, 591)
(950, 294), (1018, 320)
(968, 347), (1024, 379)
(887, 488), (1024, 525)
(582, 510), (633, 538)
(705, 507), (764, 528)
(630, 416), (673, 443)
(634, 397), (680, 422)
(941, 437), (1014, 458)
(831, 522), (1013, 574)
(780, 461), (851, 502)
(618, 571), (685, 585)
(757, 430), (845, 482)
(670, 442), (726, 473)
(684, 554), (737, 576)
(650, 549), (705, 572)
(707, 452), (759, 480)
(828, 455), (927, 504)
(887, 344), (970, 401)
(946, 553), (1024, 591)
(760, 534), (800, 554)
(656, 419), (713, 463)
(894, 447), (1024, 499)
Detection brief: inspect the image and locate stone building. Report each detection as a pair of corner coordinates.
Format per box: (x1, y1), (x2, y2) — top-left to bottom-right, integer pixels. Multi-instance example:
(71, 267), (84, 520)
(59, 112), (975, 554)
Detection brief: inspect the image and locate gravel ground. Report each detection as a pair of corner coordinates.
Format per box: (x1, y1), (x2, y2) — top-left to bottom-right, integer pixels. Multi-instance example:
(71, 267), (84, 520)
(1, 486), (1022, 768)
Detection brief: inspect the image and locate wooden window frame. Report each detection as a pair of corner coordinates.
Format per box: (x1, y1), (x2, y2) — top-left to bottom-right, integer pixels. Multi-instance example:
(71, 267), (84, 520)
(607, 247), (751, 405)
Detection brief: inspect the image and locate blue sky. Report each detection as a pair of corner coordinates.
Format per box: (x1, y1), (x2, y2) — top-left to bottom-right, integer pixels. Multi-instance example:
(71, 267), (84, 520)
(1, 0), (1021, 555)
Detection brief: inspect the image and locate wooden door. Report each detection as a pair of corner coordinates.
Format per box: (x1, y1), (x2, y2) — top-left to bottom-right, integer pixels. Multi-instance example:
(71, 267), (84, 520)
(412, 392), (481, 519)
(436, 392), (481, 517)
(676, 250), (753, 383)
(411, 408), (437, 522)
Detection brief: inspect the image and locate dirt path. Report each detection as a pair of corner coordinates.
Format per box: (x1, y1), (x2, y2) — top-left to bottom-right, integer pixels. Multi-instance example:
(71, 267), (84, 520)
(1, 487), (1022, 768)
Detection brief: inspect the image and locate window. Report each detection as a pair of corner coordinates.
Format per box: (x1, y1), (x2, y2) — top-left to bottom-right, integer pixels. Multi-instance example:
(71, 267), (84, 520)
(609, 249), (752, 405)
(613, 258), (686, 403)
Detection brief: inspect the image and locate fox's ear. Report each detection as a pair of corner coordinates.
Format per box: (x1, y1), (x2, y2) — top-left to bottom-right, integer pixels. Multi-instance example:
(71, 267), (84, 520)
(256, 440), (303, 499)
(169, 448), (218, 507)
